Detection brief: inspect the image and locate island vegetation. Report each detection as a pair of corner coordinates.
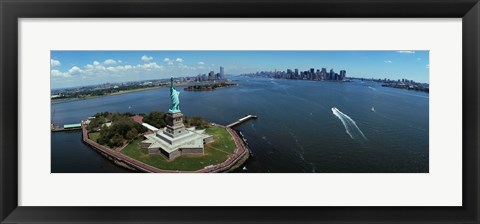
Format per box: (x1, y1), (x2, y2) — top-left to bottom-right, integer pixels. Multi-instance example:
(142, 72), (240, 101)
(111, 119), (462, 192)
(87, 111), (211, 149)
(352, 77), (429, 93)
(184, 82), (237, 91)
(381, 83), (429, 93)
(84, 111), (241, 171)
(142, 111), (211, 129)
(87, 112), (148, 148)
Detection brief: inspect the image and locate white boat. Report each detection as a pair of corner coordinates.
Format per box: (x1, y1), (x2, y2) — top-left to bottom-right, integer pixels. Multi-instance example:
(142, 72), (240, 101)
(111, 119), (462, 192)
(371, 106), (375, 112)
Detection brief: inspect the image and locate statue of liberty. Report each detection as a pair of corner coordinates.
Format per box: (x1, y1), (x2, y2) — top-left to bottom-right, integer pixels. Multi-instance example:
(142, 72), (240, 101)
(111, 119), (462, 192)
(168, 77), (181, 113)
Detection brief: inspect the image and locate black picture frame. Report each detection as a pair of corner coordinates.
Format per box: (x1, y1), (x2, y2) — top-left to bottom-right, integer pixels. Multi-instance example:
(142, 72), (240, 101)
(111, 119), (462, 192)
(1, 0), (479, 223)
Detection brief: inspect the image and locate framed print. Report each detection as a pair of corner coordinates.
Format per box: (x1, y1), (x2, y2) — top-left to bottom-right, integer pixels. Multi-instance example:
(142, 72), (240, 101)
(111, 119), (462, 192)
(1, 0), (479, 223)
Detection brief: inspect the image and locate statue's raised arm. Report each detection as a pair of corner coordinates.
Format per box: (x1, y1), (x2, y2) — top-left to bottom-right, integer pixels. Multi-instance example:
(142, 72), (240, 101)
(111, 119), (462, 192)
(168, 77), (181, 113)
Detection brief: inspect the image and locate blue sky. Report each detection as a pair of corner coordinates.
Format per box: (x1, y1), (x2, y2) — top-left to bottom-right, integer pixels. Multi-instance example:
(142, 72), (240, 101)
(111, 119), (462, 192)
(51, 51), (429, 89)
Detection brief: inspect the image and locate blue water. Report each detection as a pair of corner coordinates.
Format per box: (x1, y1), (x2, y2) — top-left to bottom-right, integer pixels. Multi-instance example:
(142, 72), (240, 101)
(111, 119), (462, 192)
(52, 77), (429, 173)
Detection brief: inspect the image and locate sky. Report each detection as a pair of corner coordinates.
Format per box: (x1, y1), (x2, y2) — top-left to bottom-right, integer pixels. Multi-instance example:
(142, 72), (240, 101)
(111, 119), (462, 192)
(51, 51), (429, 89)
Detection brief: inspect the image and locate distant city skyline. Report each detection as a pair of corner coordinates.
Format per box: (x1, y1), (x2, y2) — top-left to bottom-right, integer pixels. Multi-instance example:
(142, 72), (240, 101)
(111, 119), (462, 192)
(51, 51), (429, 89)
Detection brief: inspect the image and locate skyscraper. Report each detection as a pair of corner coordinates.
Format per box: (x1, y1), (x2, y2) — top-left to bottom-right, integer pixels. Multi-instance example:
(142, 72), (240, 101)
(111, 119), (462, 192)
(339, 70), (346, 80)
(209, 71), (214, 80)
(321, 68), (327, 80)
(220, 66), (224, 79)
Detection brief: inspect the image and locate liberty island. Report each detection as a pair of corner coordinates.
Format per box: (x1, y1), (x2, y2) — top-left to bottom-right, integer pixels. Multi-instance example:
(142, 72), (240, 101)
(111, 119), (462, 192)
(78, 77), (251, 172)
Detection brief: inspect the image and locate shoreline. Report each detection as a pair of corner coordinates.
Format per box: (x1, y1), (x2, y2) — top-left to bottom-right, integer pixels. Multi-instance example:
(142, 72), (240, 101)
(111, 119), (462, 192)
(184, 83), (238, 92)
(224, 129), (250, 172)
(52, 86), (167, 105)
(52, 82), (190, 105)
(81, 121), (250, 173)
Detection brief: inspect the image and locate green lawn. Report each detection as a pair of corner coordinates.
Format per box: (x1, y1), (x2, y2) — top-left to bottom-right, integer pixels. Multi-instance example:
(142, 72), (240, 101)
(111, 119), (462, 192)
(88, 132), (100, 142)
(205, 126), (237, 154)
(120, 127), (237, 171)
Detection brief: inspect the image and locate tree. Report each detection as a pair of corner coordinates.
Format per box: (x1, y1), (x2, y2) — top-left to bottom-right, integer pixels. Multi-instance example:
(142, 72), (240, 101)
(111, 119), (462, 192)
(97, 128), (111, 145)
(144, 111), (167, 128)
(110, 134), (124, 148)
(88, 112), (147, 147)
(87, 118), (101, 131)
(187, 116), (210, 129)
(126, 128), (138, 140)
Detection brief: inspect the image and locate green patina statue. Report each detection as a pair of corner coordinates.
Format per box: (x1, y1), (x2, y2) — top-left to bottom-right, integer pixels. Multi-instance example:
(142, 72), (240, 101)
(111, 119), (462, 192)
(168, 77), (181, 113)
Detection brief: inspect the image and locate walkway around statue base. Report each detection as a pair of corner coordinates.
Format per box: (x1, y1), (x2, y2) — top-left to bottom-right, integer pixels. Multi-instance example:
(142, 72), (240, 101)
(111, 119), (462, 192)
(81, 121), (248, 173)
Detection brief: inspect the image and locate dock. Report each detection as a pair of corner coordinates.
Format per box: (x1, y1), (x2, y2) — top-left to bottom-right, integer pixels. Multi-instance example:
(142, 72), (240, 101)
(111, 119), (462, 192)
(226, 115), (257, 128)
(51, 123), (82, 132)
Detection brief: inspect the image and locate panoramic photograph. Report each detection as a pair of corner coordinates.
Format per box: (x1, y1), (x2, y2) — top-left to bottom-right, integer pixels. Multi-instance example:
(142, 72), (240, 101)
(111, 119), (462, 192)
(51, 50), (429, 173)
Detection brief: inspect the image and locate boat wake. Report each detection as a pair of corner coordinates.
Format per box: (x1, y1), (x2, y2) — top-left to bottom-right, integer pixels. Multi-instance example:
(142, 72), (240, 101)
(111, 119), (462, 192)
(331, 107), (368, 140)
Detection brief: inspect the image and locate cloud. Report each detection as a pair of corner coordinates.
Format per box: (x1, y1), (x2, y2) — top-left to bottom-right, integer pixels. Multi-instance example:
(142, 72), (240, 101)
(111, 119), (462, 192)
(104, 59), (117, 65)
(141, 55), (153, 62)
(164, 58), (174, 65)
(51, 59), (61, 67)
(198, 61), (205, 65)
(53, 59), (166, 82)
(175, 58), (183, 62)
(51, 65), (84, 78)
(85, 61), (106, 71)
(137, 62), (163, 70)
(397, 51), (415, 54)
(106, 67), (116, 72)
(384, 60), (393, 63)
(68, 66), (83, 75)
(417, 58), (421, 60)
(51, 69), (69, 78)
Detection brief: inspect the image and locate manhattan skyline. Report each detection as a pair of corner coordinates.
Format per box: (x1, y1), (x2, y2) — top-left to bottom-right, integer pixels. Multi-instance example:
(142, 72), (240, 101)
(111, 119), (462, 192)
(51, 51), (429, 89)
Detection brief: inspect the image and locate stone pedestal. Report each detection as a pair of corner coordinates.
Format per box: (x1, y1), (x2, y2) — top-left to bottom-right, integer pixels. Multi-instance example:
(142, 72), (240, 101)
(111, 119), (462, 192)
(161, 112), (186, 139)
(142, 112), (211, 160)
